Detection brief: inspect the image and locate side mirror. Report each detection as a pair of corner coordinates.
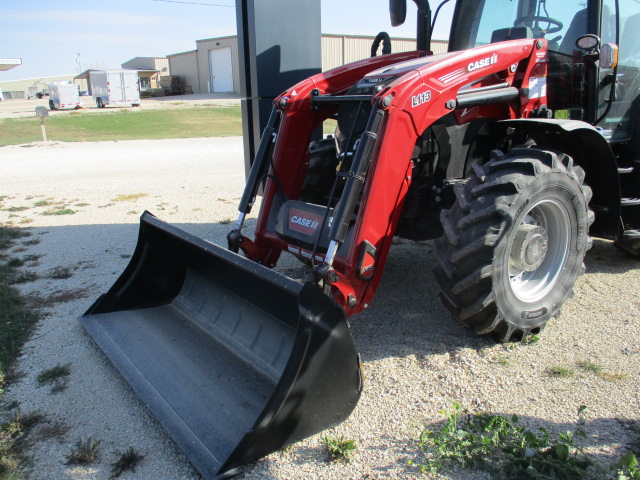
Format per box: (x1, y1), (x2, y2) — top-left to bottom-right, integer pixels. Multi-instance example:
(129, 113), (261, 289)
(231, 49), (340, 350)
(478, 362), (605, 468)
(389, 0), (406, 27)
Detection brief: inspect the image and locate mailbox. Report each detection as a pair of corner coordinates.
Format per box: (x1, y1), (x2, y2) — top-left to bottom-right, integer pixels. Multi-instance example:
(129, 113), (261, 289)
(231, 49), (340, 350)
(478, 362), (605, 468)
(35, 105), (49, 141)
(35, 105), (49, 117)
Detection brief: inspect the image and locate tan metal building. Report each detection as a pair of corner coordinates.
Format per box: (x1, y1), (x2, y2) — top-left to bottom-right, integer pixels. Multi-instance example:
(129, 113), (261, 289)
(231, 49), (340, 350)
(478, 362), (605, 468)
(168, 34), (448, 95)
(0, 74), (78, 99)
(121, 57), (171, 91)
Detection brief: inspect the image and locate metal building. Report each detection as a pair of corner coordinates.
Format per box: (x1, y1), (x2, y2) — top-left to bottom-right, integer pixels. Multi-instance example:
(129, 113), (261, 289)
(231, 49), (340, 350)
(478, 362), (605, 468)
(0, 74), (77, 100)
(168, 34), (448, 95)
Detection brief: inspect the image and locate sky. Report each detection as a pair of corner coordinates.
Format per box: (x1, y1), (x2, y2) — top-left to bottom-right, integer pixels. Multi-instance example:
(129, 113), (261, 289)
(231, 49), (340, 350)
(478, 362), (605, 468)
(0, 0), (456, 82)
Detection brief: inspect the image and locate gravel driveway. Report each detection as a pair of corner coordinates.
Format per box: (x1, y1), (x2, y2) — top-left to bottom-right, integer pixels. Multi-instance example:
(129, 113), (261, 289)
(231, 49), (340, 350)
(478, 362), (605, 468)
(1, 137), (638, 480)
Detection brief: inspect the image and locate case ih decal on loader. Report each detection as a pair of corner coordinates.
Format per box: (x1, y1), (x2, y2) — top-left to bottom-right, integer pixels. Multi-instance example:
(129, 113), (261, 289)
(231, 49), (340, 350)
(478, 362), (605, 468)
(82, 0), (640, 478)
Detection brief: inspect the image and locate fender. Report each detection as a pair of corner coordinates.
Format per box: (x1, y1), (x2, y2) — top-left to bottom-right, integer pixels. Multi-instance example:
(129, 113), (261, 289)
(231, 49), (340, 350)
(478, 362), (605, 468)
(500, 118), (620, 238)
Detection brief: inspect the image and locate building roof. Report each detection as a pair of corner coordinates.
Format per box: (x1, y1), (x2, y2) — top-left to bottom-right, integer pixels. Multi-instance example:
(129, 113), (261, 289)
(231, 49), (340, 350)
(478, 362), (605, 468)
(0, 58), (22, 71)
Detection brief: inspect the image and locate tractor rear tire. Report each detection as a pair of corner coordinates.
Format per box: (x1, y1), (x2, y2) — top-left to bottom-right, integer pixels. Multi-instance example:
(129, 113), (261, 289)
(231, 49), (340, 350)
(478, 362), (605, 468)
(434, 147), (594, 341)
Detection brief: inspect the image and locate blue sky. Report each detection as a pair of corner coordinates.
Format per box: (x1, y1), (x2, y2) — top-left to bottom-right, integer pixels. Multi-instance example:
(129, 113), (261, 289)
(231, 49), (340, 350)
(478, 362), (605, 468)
(1, 0), (455, 82)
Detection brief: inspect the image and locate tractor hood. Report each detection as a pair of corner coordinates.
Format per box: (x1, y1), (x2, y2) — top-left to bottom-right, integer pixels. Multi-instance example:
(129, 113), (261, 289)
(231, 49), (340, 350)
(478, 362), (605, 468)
(356, 51), (458, 89)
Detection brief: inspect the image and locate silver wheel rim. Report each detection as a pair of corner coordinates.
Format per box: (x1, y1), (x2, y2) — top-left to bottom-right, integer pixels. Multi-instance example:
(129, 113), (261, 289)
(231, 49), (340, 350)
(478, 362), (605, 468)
(508, 198), (570, 303)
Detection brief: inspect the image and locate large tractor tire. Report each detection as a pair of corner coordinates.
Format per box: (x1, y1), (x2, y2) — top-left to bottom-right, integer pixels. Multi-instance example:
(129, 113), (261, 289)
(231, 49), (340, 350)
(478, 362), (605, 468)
(434, 147), (594, 341)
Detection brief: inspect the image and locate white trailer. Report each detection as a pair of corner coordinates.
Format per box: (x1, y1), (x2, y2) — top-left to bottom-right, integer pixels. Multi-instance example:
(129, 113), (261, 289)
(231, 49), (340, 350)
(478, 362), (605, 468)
(89, 70), (141, 108)
(48, 82), (81, 110)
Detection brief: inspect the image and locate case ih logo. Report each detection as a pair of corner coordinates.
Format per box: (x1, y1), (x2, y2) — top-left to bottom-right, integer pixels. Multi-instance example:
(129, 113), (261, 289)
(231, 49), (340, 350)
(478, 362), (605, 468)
(468, 53), (498, 72)
(289, 208), (323, 235)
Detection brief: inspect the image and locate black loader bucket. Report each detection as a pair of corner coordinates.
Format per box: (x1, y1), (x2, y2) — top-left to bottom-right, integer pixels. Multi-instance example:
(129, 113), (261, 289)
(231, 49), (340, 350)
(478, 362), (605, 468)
(81, 212), (362, 479)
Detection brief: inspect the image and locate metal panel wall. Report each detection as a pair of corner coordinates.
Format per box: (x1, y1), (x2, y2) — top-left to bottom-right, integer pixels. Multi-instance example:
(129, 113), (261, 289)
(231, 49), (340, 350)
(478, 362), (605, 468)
(167, 51), (200, 93)
(321, 34), (448, 71)
(196, 37), (240, 94)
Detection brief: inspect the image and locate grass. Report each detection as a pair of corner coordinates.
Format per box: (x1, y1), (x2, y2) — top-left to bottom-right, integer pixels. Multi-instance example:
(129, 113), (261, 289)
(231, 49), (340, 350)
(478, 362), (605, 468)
(0, 107), (242, 146)
(110, 447), (145, 478)
(0, 227), (40, 380)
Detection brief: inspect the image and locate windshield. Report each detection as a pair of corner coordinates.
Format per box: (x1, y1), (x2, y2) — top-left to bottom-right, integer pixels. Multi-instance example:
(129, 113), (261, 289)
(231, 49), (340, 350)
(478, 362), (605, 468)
(450, 0), (589, 55)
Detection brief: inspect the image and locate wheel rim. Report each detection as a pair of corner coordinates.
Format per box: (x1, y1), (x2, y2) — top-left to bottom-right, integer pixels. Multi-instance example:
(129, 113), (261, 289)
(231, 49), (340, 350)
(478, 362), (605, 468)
(508, 199), (570, 303)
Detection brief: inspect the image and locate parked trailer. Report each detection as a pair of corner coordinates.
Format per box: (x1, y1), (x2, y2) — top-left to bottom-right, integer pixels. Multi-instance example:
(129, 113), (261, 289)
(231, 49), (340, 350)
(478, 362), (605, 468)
(48, 82), (81, 110)
(89, 70), (141, 108)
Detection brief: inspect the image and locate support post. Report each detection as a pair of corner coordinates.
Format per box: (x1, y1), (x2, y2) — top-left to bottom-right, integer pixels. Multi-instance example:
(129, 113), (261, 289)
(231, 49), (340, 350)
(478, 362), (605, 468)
(236, 0), (321, 175)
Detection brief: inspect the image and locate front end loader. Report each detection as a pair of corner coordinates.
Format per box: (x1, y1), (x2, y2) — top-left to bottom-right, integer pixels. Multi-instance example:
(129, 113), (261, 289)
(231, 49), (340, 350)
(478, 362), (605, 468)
(82, 0), (640, 478)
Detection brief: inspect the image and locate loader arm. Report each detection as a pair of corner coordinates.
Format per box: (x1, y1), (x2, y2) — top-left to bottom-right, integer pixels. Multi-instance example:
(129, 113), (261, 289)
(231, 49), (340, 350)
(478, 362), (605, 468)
(240, 39), (548, 316)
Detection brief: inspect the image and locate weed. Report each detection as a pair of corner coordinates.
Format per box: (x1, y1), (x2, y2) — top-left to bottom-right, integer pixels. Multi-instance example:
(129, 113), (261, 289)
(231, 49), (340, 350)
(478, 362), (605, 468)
(2, 207), (30, 213)
(577, 360), (603, 374)
(10, 271), (39, 284)
(21, 238), (41, 246)
(412, 403), (594, 479)
(36, 364), (71, 387)
(0, 226), (30, 251)
(220, 218), (233, 225)
(6, 258), (24, 268)
(0, 410), (47, 477)
(322, 434), (357, 463)
(33, 199), (52, 207)
(23, 254), (42, 262)
(547, 365), (574, 378)
(522, 334), (540, 345)
(74, 203), (90, 207)
(110, 447), (145, 478)
(127, 210), (138, 215)
(616, 452), (640, 479)
(120, 254), (131, 259)
(65, 437), (100, 465)
(112, 193), (148, 202)
(48, 266), (73, 280)
(25, 288), (89, 310)
(42, 208), (76, 216)
(76, 260), (96, 270)
(598, 372), (628, 382)
(494, 356), (511, 366)
(576, 360), (626, 382)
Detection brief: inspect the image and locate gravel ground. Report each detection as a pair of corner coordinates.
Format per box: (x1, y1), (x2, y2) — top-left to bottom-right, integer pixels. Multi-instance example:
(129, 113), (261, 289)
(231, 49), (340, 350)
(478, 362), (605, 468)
(1, 137), (639, 480)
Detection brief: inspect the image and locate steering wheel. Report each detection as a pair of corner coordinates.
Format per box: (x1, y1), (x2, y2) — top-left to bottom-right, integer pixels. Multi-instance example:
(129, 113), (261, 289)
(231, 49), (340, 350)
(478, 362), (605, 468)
(514, 15), (564, 34)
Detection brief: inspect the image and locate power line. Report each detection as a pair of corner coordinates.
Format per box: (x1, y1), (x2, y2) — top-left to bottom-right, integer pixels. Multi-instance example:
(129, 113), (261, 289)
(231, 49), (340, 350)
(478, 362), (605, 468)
(153, 0), (234, 6)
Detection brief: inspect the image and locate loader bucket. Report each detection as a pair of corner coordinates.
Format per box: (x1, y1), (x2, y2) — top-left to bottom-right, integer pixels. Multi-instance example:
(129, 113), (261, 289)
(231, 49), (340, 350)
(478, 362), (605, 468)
(81, 212), (362, 479)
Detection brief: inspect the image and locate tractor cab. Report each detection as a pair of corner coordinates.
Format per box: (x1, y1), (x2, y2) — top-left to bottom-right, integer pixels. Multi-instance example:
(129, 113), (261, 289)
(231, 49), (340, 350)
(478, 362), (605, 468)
(448, 0), (640, 144)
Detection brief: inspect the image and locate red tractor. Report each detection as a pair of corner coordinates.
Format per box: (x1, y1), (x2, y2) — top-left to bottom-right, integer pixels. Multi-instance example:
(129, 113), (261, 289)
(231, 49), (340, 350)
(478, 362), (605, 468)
(83, 0), (640, 478)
